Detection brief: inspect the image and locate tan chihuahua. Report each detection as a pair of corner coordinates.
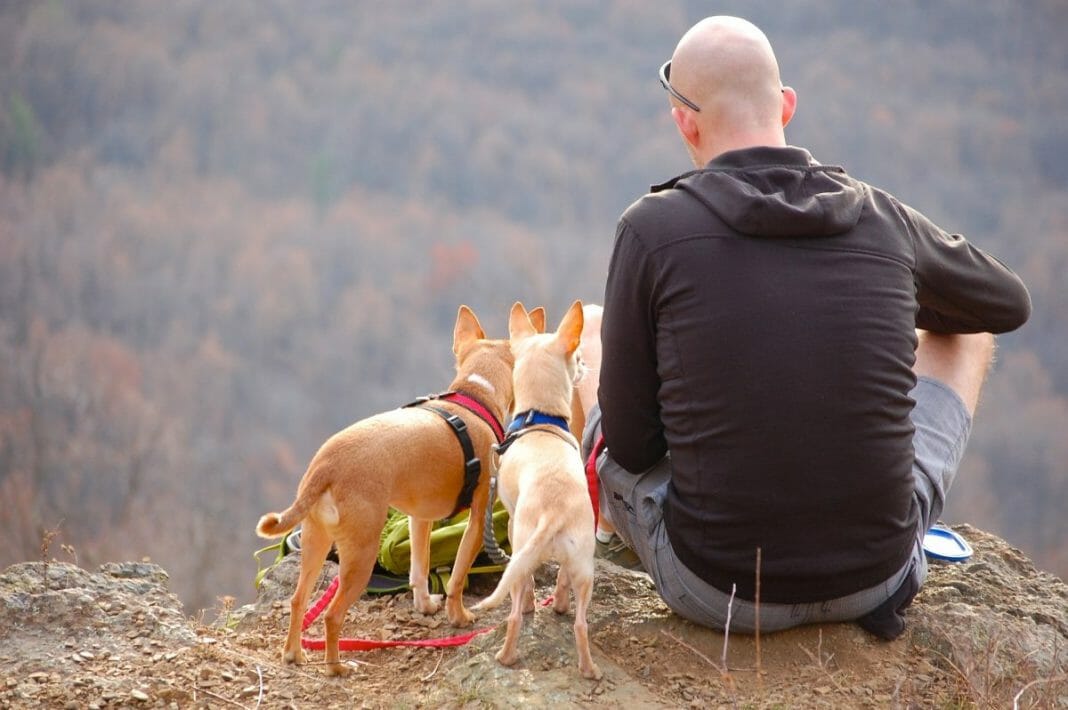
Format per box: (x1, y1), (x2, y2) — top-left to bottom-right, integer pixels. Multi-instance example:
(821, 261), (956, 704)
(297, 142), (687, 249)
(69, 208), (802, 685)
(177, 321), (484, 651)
(473, 301), (602, 680)
(257, 305), (515, 676)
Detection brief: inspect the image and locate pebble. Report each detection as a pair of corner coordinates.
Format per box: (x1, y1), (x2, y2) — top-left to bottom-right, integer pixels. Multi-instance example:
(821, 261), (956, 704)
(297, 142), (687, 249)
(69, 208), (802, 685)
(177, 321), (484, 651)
(130, 688), (150, 701)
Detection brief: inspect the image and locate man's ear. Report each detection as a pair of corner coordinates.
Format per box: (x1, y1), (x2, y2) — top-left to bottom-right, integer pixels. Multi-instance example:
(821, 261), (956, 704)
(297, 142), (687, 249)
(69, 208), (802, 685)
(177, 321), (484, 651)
(508, 302), (536, 341)
(453, 305), (485, 355)
(781, 86), (797, 128)
(671, 106), (701, 152)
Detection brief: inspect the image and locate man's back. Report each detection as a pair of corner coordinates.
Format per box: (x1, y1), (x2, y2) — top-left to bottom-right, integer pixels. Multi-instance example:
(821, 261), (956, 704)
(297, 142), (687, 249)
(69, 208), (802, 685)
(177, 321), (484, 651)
(599, 145), (1029, 602)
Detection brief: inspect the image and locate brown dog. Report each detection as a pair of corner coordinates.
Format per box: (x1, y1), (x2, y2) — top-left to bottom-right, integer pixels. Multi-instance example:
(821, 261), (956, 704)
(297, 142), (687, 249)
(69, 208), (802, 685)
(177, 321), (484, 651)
(473, 301), (602, 680)
(256, 305), (514, 676)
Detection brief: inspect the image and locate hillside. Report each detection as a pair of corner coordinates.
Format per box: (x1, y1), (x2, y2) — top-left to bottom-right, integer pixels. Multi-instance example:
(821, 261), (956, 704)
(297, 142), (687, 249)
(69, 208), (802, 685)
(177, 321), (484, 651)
(2, 525), (1066, 708)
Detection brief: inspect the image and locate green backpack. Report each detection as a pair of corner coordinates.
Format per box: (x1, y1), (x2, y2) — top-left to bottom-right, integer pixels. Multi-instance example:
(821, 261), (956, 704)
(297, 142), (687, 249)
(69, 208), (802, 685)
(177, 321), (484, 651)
(254, 501), (510, 594)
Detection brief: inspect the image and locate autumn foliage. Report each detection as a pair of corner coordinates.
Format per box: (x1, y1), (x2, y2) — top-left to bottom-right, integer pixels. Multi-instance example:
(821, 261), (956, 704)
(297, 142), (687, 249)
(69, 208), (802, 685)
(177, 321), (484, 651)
(0, 1), (1065, 609)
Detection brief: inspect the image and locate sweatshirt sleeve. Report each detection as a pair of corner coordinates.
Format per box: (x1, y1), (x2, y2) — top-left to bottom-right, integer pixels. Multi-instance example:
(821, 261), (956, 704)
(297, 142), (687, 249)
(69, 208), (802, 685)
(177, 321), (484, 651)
(900, 201), (1032, 334)
(598, 216), (668, 473)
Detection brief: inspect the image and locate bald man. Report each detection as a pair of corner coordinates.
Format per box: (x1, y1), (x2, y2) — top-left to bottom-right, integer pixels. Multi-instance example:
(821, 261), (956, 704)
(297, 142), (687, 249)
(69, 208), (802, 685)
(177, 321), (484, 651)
(584, 17), (1030, 639)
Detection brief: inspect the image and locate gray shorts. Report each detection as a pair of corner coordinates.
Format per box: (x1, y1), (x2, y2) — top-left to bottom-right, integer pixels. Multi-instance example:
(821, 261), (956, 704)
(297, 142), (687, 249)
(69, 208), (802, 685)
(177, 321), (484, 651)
(585, 376), (972, 632)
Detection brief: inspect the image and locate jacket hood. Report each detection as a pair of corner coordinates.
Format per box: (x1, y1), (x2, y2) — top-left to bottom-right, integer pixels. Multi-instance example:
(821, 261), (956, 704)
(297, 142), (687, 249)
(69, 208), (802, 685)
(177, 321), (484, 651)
(652, 146), (866, 238)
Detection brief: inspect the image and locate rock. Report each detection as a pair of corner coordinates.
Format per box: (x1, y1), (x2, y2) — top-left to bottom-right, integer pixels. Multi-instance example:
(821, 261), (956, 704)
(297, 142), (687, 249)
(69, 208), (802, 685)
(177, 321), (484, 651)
(0, 560), (196, 673)
(2, 525), (1066, 708)
(231, 553), (337, 630)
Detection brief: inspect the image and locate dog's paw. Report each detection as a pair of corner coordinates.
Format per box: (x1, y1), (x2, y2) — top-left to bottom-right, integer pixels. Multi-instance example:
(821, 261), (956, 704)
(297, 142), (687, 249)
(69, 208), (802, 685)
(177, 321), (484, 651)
(325, 662), (354, 678)
(282, 648), (305, 666)
(495, 648), (519, 667)
(581, 661), (603, 681)
(447, 602), (475, 628)
(413, 592), (442, 615)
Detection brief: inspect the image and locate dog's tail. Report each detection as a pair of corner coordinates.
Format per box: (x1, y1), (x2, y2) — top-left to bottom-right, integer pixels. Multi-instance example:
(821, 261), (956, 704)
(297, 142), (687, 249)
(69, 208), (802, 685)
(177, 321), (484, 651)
(255, 510), (297, 539)
(255, 464), (332, 539)
(473, 517), (556, 611)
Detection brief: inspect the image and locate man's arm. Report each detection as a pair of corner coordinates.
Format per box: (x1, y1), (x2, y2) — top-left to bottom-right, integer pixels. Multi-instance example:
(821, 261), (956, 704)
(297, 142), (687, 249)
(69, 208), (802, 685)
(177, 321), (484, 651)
(901, 201), (1032, 333)
(598, 217), (668, 473)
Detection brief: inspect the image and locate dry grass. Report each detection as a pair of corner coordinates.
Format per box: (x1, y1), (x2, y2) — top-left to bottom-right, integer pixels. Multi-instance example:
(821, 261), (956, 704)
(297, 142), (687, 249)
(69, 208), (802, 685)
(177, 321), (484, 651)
(933, 625), (1068, 708)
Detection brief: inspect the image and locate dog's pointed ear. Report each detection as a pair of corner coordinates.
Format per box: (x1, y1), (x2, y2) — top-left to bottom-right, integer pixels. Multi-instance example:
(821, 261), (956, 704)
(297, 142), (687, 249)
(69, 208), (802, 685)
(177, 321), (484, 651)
(509, 302), (536, 340)
(454, 305), (485, 355)
(528, 306), (547, 334)
(556, 300), (584, 356)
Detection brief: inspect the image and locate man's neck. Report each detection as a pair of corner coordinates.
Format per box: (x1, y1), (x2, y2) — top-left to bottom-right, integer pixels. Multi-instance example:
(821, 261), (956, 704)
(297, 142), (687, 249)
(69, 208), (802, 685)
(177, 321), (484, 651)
(697, 130), (786, 167)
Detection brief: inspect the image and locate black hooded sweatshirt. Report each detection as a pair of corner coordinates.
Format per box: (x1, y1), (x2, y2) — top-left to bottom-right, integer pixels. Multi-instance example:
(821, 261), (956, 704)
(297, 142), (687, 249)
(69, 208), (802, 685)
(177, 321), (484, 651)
(599, 146), (1031, 603)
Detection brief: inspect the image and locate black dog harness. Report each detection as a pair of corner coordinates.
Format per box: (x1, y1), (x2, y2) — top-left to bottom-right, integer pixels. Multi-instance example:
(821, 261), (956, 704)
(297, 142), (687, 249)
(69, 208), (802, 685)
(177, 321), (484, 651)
(404, 391), (505, 518)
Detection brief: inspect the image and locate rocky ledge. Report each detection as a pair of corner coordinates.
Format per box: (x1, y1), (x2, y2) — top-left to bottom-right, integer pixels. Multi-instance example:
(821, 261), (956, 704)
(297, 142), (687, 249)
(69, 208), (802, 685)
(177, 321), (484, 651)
(1, 524), (1065, 708)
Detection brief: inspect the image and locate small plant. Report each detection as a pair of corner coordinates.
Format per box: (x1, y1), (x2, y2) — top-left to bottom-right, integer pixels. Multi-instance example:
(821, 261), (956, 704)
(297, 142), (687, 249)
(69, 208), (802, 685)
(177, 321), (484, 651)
(39, 521), (64, 565)
(216, 595), (238, 630)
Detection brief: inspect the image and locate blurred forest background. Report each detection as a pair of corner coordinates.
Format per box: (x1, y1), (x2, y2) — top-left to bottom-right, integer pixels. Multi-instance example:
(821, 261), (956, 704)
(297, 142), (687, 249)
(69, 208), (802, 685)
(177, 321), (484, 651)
(1, 0), (1065, 611)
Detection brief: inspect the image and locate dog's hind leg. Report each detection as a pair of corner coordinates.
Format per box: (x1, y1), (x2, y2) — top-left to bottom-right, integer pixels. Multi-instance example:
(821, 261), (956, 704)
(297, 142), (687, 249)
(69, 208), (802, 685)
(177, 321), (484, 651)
(496, 576), (527, 667)
(521, 571), (537, 614)
(408, 516), (442, 616)
(571, 569), (602, 680)
(322, 510), (387, 677)
(552, 566), (572, 614)
(283, 520), (332, 666)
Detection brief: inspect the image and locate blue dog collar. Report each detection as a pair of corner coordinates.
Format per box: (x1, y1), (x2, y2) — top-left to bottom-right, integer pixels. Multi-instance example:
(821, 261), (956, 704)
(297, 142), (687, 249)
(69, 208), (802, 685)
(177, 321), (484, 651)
(506, 409), (570, 435)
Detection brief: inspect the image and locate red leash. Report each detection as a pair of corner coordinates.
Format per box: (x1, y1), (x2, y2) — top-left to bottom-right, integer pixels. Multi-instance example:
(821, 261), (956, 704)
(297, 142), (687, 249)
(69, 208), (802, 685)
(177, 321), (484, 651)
(300, 576), (495, 652)
(585, 434), (606, 529)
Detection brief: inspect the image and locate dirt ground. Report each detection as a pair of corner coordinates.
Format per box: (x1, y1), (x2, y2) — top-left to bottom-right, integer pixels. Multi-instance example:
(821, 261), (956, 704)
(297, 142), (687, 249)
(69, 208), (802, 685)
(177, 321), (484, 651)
(2, 524), (1066, 708)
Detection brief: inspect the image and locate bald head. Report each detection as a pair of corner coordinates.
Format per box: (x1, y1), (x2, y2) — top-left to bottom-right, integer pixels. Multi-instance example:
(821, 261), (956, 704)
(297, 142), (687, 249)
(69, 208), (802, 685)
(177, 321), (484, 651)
(666, 16), (795, 163)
